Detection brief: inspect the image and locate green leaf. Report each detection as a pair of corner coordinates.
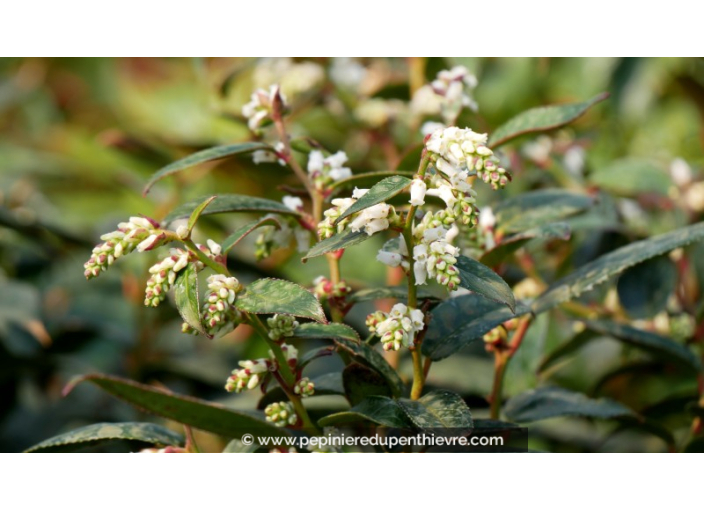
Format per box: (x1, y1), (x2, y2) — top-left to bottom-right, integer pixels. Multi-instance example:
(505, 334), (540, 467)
(589, 159), (671, 196)
(538, 330), (598, 373)
(144, 142), (272, 194)
(318, 396), (413, 428)
(617, 256), (676, 319)
(164, 194), (299, 224)
(186, 195), (216, 235)
(398, 390), (473, 429)
(583, 320), (702, 372)
(335, 175), (412, 224)
(221, 217), (282, 253)
(421, 294), (531, 361)
(334, 337), (405, 397)
(493, 189), (595, 234)
(455, 255), (516, 312)
(25, 422), (184, 453)
(174, 264), (208, 338)
(329, 171), (414, 192)
(343, 363), (393, 406)
(503, 386), (636, 423)
(222, 439), (259, 453)
(64, 374), (289, 439)
(481, 223), (571, 266)
(235, 278), (326, 323)
(532, 222), (704, 314)
(348, 286), (439, 304)
(303, 228), (379, 261)
(488, 92), (609, 148)
(294, 322), (360, 342)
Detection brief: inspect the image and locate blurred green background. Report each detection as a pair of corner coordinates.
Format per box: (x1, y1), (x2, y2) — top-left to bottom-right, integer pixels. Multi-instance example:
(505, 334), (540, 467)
(2, 58), (704, 452)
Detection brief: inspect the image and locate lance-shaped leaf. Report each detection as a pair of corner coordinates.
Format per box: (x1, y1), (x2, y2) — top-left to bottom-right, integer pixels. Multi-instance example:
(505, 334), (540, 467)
(235, 278), (327, 323)
(532, 222), (704, 314)
(422, 294), (531, 361)
(398, 390), (473, 430)
(144, 142), (273, 194)
(481, 223), (571, 266)
(303, 228), (379, 261)
(318, 396), (413, 428)
(334, 175), (412, 225)
(503, 386), (636, 423)
(64, 374), (289, 439)
(583, 320), (702, 372)
(221, 216), (282, 253)
(493, 189), (595, 234)
(25, 422), (184, 453)
(185, 195), (216, 235)
(294, 322), (360, 342)
(488, 92), (609, 148)
(164, 194), (299, 224)
(329, 171), (414, 193)
(334, 337), (405, 397)
(455, 255), (516, 312)
(348, 286), (439, 304)
(174, 264), (208, 338)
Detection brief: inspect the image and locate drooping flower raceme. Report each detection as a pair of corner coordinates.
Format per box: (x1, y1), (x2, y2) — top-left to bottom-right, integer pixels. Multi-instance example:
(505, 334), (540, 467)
(201, 274), (242, 337)
(318, 188), (398, 239)
(411, 66), (478, 125)
(265, 401), (298, 427)
(144, 248), (191, 307)
(84, 216), (165, 279)
(367, 303), (425, 352)
(307, 150), (352, 191)
(225, 358), (271, 393)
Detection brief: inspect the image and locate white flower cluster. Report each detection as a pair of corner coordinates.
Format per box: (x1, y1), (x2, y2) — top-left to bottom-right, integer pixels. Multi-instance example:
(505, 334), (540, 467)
(254, 207), (310, 260)
(225, 358), (270, 393)
(144, 248), (191, 307)
(253, 58), (325, 98)
(265, 401), (298, 427)
(84, 216), (165, 279)
(426, 126), (511, 191)
(242, 85), (286, 133)
(318, 187), (397, 239)
(411, 66), (478, 125)
(267, 314), (299, 341)
(307, 150), (352, 190)
(294, 377), (315, 398)
(376, 237), (410, 271)
(225, 343), (298, 394)
(367, 303), (425, 352)
(202, 274), (242, 336)
(412, 226), (462, 291)
(252, 142), (286, 165)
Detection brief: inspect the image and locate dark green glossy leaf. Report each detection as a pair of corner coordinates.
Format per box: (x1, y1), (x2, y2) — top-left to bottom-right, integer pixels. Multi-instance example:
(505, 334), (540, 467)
(348, 286), (439, 304)
(144, 142), (272, 194)
(235, 278), (326, 323)
(532, 222), (704, 314)
(617, 256), (676, 319)
(303, 228), (378, 261)
(493, 189), (594, 233)
(481, 223), (571, 266)
(421, 294), (531, 361)
(64, 374), (289, 439)
(295, 322), (360, 342)
(296, 346), (336, 370)
(186, 195), (216, 234)
(25, 422), (184, 453)
(488, 92), (609, 148)
(455, 255), (516, 312)
(538, 330), (598, 373)
(583, 320), (702, 372)
(174, 264), (208, 338)
(343, 363), (393, 406)
(329, 171), (414, 192)
(398, 390), (473, 429)
(318, 396), (412, 428)
(164, 194), (299, 224)
(504, 386), (636, 423)
(335, 175), (412, 224)
(221, 217), (282, 253)
(334, 337), (405, 397)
